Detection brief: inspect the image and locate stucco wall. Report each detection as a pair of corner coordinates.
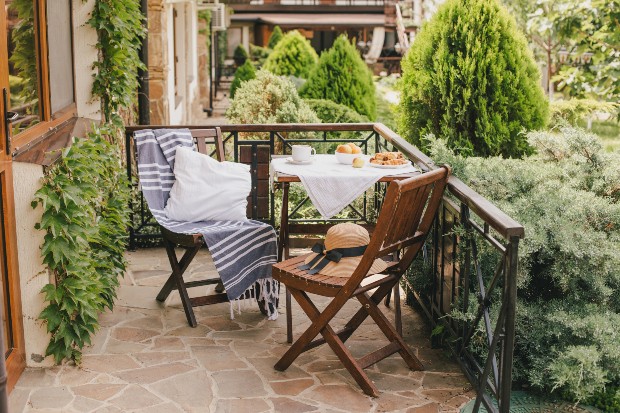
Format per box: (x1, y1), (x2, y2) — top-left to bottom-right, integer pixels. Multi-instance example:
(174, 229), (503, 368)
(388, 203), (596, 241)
(12, 162), (53, 367)
(72, 0), (101, 119)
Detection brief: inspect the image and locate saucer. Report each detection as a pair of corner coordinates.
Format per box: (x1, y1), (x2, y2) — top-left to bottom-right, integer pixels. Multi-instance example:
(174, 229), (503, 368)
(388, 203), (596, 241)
(286, 157), (314, 165)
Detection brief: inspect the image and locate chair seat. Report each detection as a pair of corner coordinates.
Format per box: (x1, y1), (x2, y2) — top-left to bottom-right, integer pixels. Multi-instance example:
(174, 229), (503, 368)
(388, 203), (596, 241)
(273, 254), (398, 297)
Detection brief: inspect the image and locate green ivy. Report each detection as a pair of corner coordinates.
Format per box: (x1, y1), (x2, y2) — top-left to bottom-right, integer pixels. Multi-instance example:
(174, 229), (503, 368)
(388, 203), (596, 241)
(34, 126), (130, 364)
(88, 0), (146, 131)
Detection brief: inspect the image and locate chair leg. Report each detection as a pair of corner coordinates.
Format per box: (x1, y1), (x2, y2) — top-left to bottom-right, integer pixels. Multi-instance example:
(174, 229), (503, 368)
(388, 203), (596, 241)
(158, 240), (201, 328)
(393, 283), (402, 336)
(277, 288), (379, 397)
(286, 287), (293, 344)
(358, 291), (423, 371)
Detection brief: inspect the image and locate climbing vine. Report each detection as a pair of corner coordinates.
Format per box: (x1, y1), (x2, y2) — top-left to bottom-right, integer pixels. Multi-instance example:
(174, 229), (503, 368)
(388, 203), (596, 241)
(88, 0), (146, 131)
(35, 126), (130, 364)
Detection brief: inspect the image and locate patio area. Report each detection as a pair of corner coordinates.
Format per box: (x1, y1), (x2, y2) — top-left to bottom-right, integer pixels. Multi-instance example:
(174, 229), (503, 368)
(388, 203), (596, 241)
(9, 248), (473, 413)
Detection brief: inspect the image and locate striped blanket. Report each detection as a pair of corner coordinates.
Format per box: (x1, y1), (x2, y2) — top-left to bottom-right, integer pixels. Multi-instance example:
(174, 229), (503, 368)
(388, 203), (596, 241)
(134, 128), (279, 319)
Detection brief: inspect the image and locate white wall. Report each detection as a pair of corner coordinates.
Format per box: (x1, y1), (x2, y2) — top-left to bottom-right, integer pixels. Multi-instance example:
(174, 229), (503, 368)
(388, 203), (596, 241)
(13, 162), (53, 367)
(72, 0), (101, 120)
(165, 0), (199, 124)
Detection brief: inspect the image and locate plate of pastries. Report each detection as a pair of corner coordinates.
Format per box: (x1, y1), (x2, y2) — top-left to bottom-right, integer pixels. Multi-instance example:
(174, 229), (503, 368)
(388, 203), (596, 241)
(369, 151), (412, 168)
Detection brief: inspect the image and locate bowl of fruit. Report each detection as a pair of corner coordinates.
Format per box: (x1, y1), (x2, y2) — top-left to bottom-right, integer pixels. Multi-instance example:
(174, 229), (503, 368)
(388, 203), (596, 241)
(335, 143), (364, 165)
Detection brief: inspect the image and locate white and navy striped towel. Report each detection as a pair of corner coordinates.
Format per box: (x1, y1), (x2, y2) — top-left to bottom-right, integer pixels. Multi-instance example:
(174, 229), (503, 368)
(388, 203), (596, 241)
(134, 128), (279, 320)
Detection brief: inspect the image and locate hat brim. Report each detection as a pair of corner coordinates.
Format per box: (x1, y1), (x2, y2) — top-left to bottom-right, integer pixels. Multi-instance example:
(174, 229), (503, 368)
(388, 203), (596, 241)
(303, 253), (388, 278)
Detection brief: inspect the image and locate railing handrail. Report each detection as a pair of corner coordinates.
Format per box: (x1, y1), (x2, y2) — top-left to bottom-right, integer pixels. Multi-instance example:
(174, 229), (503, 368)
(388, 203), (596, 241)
(125, 123), (525, 239)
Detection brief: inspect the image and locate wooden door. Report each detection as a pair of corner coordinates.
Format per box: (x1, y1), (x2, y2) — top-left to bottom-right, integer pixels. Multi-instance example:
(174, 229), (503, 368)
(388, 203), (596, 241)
(0, 0), (26, 392)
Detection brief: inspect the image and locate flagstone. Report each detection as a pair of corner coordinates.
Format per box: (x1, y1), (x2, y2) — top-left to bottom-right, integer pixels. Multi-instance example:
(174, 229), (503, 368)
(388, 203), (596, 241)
(248, 356), (310, 381)
(112, 362), (195, 384)
(111, 327), (159, 343)
(81, 355), (140, 373)
(422, 372), (470, 389)
(214, 398), (271, 413)
(367, 371), (422, 392)
(57, 368), (98, 386)
(29, 386), (73, 409)
(212, 369), (267, 398)
(375, 392), (421, 412)
(132, 402), (185, 413)
(199, 316), (242, 331)
(269, 378), (315, 396)
(116, 285), (163, 310)
(407, 402), (441, 413)
(150, 337), (185, 351)
(123, 315), (164, 330)
(13, 369), (55, 388)
(165, 324), (211, 337)
(272, 397), (318, 412)
(72, 383), (126, 401)
(150, 370), (213, 411)
(108, 385), (162, 410)
(7, 387), (30, 412)
(133, 351), (192, 366)
(191, 345), (247, 371)
(211, 326), (274, 341)
(307, 384), (373, 411)
(104, 338), (149, 354)
(70, 395), (105, 412)
(98, 307), (144, 328)
(421, 389), (467, 404)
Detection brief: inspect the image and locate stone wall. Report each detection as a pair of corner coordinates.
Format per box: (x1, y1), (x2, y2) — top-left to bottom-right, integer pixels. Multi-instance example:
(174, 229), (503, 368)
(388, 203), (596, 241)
(147, 0), (169, 125)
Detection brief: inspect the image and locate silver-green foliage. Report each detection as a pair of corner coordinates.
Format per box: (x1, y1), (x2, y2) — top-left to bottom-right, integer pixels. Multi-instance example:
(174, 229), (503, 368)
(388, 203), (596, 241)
(226, 70), (319, 125)
(263, 31), (318, 79)
(399, 0), (548, 158)
(427, 125), (620, 401)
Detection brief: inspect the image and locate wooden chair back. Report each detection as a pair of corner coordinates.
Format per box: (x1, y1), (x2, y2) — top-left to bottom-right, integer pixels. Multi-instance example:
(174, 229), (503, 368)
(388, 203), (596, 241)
(192, 127), (225, 161)
(345, 166), (451, 289)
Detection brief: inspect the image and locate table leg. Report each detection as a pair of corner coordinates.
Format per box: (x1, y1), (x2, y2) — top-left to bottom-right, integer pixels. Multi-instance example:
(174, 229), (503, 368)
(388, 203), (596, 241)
(278, 183), (294, 343)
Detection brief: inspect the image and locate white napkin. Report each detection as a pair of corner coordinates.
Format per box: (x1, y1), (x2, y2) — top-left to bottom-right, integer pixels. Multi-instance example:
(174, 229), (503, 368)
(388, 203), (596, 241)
(271, 155), (418, 219)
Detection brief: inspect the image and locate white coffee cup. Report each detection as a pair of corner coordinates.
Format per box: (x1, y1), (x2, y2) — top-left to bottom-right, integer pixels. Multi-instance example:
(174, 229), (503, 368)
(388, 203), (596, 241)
(292, 145), (316, 162)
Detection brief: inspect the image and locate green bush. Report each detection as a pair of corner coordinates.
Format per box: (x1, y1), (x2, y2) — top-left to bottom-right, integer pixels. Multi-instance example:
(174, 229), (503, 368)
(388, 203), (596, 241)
(300, 35), (376, 119)
(35, 126), (130, 363)
(305, 99), (368, 124)
(549, 99), (619, 128)
(230, 59), (256, 98)
(398, 0), (548, 158)
(267, 25), (284, 49)
(233, 44), (248, 66)
(426, 125), (620, 402)
(226, 70), (319, 125)
(249, 44), (271, 67)
(263, 30), (318, 79)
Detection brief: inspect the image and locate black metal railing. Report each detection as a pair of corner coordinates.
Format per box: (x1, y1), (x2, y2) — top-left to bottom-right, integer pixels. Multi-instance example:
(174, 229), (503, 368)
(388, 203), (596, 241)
(124, 123), (523, 413)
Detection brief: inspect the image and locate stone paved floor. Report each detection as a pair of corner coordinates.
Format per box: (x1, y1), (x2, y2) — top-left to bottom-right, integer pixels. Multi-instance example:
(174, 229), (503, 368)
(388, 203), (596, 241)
(10, 248), (474, 413)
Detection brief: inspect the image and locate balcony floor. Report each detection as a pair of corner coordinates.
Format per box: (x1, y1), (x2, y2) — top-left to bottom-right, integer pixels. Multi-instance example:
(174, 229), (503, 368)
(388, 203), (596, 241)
(10, 248), (474, 413)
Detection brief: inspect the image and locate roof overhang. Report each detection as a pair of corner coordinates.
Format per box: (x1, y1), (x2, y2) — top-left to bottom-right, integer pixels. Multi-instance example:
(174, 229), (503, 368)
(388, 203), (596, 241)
(231, 13), (385, 27)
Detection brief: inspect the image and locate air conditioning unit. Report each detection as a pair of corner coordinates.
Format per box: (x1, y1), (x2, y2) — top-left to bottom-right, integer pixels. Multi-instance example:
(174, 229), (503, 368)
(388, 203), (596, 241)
(198, 1), (228, 31)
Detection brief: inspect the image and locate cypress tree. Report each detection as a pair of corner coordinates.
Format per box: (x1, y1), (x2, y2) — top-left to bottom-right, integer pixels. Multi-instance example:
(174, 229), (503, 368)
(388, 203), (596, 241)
(398, 0), (548, 158)
(230, 60), (256, 98)
(267, 25), (284, 49)
(263, 30), (318, 79)
(300, 35), (376, 119)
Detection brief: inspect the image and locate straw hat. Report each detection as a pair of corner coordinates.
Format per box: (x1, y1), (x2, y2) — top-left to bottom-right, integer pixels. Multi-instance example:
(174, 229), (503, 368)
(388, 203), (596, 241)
(299, 223), (388, 278)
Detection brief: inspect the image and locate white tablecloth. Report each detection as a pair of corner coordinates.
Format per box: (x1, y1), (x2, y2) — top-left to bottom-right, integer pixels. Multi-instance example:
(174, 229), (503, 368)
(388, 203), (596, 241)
(271, 154), (418, 219)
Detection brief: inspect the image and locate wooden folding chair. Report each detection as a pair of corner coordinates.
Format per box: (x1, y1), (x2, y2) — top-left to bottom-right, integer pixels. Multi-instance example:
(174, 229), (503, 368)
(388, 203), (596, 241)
(134, 127), (265, 327)
(273, 166), (451, 397)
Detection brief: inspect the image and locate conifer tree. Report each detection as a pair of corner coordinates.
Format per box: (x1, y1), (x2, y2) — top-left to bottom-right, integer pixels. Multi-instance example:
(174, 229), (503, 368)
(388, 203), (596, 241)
(300, 35), (376, 119)
(230, 60), (256, 98)
(267, 25), (284, 49)
(398, 0), (548, 158)
(263, 30), (318, 79)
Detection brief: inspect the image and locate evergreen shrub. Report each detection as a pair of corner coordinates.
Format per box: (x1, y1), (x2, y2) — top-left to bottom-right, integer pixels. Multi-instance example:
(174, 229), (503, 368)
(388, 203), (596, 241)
(424, 125), (620, 403)
(233, 44), (248, 66)
(398, 0), (548, 158)
(267, 25), (284, 49)
(301, 35), (376, 119)
(230, 60), (256, 98)
(249, 44), (271, 67)
(263, 30), (318, 79)
(305, 99), (368, 124)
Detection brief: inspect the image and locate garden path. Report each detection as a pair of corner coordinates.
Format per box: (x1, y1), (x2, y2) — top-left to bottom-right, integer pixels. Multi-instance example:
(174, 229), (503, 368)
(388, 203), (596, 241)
(9, 248), (474, 413)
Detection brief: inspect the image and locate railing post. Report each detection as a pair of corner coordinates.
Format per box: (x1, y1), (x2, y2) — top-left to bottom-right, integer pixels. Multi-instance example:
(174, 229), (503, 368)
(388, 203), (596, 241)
(499, 235), (519, 413)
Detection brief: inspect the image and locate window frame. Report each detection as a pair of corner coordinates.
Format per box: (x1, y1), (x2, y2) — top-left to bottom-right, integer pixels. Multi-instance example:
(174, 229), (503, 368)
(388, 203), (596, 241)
(9, 0), (77, 155)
